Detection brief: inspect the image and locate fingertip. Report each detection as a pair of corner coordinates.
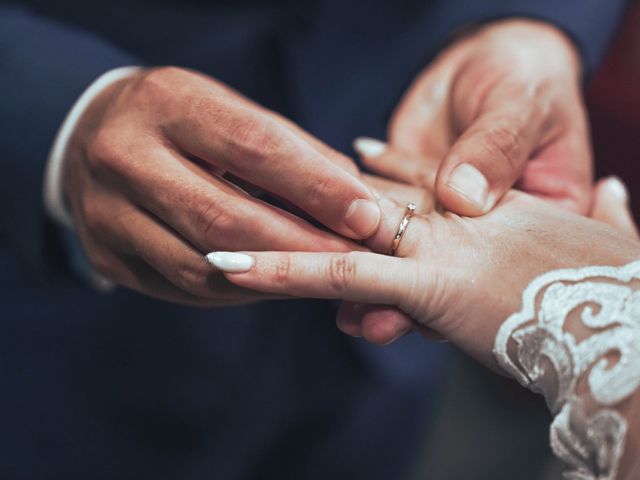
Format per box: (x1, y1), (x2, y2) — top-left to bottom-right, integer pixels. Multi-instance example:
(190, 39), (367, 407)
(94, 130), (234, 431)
(436, 182), (496, 217)
(362, 197), (405, 254)
(344, 198), (382, 239)
(437, 162), (495, 216)
(592, 176), (628, 214)
(591, 176), (639, 239)
(336, 302), (364, 337)
(353, 137), (387, 159)
(600, 176), (628, 204)
(361, 306), (414, 345)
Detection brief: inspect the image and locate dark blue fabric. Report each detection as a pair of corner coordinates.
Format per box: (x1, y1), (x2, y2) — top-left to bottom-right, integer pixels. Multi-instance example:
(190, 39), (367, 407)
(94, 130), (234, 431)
(0, 1), (625, 478)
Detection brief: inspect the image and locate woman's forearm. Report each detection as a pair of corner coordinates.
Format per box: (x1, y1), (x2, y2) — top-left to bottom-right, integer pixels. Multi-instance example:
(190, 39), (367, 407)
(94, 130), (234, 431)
(494, 261), (640, 479)
(212, 187), (640, 478)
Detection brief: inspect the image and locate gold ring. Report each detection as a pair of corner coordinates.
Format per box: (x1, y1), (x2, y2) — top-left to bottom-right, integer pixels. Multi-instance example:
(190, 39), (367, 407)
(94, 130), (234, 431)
(389, 202), (416, 256)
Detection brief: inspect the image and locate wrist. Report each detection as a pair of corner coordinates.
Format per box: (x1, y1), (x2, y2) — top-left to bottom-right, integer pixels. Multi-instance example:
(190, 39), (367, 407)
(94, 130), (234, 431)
(45, 66), (142, 230)
(494, 260), (640, 479)
(460, 18), (582, 83)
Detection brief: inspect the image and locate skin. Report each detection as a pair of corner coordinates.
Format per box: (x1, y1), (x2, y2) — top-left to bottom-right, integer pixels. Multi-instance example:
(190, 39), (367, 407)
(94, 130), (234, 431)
(218, 180), (640, 359)
(61, 17), (637, 474)
(63, 66), (389, 306)
(218, 178), (640, 478)
(348, 18), (598, 335)
(358, 19), (592, 216)
(64, 19), (593, 311)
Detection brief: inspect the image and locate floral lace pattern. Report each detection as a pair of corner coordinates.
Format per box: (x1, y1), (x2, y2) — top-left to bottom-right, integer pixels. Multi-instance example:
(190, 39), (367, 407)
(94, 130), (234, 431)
(493, 262), (640, 479)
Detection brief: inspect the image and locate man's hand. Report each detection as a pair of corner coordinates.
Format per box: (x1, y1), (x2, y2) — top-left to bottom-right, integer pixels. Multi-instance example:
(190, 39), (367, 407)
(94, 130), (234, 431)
(64, 67), (382, 306)
(356, 19), (592, 216)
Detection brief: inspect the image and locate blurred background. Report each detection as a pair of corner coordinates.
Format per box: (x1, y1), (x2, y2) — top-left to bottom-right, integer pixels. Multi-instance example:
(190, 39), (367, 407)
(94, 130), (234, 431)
(589, 0), (640, 218)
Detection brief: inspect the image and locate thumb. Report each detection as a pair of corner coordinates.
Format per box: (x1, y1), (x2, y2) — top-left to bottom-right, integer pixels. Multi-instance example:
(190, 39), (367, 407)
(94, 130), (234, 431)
(591, 176), (639, 239)
(436, 88), (543, 216)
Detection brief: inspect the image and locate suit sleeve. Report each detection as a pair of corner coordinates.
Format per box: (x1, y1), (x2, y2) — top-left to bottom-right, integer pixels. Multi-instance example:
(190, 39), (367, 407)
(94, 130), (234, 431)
(0, 5), (141, 275)
(429, 0), (627, 76)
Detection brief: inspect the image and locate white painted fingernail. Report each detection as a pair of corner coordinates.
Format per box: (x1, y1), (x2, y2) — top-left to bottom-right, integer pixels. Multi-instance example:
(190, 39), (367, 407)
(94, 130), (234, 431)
(446, 163), (489, 211)
(353, 137), (387, 158)
(604, 176), (628, 203)
(206, 252), (254, 272)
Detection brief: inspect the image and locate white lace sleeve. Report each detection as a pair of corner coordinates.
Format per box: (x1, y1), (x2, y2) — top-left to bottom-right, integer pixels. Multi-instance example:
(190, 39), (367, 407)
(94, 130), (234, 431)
(493, 261), (640, 480)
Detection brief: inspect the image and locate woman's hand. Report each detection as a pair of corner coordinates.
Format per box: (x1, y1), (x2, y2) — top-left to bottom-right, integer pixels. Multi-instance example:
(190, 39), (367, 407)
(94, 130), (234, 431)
(207, 178), (640, 371)
(343, 175), (640, 346)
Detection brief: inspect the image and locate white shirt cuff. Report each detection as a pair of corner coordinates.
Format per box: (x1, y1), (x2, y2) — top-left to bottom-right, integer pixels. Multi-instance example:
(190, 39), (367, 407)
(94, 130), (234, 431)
(43, 66), (141, 291)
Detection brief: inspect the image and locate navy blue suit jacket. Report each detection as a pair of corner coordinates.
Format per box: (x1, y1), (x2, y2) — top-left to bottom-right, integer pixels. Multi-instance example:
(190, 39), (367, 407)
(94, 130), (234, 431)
(0, 1), (625, 478)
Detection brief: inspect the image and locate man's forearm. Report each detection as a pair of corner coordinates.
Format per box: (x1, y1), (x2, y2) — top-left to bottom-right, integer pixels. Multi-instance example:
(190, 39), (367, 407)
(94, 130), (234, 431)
(0, 6), (140, 272)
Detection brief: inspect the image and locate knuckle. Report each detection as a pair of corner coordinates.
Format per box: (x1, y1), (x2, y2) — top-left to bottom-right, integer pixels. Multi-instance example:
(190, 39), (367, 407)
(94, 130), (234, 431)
(226, 117), (286, 168)
(88, 251), (118, 280)
(326, 253), (357, 293)
(132, 67), (195, 118)
(86, 132), (120, 173)
(273, 255), (292, 285)
(173, 262), (208, 294)
(137, 66), (185, 97)
(412, 265), (440, 313)
(306, 174), (335, 209)
(194, 196), (236, 242)
(481, 123), (523, 172)
(86, 132), (137, 180)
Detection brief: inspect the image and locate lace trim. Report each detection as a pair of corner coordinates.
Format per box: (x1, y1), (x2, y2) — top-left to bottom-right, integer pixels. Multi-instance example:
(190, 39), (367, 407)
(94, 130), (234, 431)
(493, 261), (640, 479)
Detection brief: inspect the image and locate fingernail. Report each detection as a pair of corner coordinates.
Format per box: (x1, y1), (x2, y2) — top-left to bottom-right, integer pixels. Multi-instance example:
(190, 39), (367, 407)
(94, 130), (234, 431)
(446, 163), (489, 211)
(382, 327), (412, 346)
(345, 199), (381, 238)
(206, 252), (254, 273)
(605, 176), (628, 203)
(353, 137), (387, 158)
(382, 333), (404, 346)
